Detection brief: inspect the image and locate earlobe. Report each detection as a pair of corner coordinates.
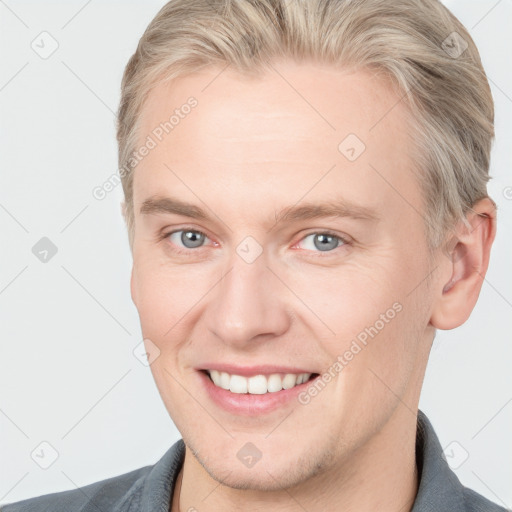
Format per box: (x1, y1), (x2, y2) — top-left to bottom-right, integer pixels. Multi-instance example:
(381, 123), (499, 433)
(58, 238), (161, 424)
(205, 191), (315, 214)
(430, 198), (497, 330)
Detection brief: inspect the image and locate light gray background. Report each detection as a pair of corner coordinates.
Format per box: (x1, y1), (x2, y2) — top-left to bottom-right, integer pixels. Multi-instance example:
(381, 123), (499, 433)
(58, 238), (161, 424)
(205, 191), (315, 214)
(0, 0), (511, 507)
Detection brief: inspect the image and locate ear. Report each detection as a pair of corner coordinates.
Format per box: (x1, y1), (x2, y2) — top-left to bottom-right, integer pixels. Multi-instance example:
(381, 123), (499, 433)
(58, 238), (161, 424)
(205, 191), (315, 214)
(130, 265), (137, 306)
(121, 201), (128, 222)
(124, 200), (136, 305)
(430, 197), (497, 330)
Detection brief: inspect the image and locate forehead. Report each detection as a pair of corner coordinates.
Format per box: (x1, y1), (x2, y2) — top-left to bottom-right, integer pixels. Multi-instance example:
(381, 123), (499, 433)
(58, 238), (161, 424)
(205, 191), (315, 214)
(134, 60), (422, 228)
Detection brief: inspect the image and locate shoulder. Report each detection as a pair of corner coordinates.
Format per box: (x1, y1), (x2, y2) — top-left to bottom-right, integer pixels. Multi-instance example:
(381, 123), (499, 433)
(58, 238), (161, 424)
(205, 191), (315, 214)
(461, 486), (509, 512)
(0, 465), (151, 512)
(0, 440), (186, 512)
(1, 459), (161, 512)
(415, 410), (508, 512)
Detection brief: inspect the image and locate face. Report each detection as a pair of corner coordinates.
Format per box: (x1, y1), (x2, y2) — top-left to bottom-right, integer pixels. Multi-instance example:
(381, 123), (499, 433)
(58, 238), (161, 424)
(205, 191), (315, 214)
(130, 60), (438, 491)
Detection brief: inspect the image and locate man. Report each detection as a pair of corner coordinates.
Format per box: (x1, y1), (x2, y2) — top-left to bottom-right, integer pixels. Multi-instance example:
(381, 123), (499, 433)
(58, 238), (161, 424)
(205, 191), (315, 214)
(1, 0), (506, 510)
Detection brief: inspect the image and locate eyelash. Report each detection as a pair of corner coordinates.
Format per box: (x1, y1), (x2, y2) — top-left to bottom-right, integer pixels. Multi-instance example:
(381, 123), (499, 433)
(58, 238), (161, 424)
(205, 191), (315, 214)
(159, 227), (351, 257)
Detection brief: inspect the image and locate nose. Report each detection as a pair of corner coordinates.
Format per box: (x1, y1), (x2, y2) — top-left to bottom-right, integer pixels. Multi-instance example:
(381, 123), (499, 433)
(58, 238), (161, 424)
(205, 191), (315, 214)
(204, 250), (291, 348)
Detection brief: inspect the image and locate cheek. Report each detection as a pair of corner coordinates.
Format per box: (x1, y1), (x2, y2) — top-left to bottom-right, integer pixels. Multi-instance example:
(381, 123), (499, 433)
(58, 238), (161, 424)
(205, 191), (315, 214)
(284, 258), (402, 342)
(285, 254), (426, 382)
(132, 256), (200, 331)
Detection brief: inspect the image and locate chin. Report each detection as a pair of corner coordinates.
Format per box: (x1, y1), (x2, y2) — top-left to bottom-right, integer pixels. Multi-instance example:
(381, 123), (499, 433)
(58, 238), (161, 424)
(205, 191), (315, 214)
(186, 435), (337, 492)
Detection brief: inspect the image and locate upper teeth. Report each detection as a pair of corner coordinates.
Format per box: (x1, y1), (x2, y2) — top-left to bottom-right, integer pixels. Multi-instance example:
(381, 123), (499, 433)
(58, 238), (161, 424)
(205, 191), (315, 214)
(208, 370), (312, 394)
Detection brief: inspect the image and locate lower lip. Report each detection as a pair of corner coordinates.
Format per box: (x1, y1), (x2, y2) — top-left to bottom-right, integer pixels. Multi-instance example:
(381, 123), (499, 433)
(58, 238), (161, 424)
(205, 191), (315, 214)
(198, 371), (317, 416)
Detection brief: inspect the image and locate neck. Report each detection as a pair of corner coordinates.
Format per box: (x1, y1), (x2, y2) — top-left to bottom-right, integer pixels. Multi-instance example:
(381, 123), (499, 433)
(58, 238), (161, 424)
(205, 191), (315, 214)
(172, 406), (420, 512)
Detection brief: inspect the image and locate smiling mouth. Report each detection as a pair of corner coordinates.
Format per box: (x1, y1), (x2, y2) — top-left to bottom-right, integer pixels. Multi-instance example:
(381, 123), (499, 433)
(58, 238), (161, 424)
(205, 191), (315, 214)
(202, 369), (319, 395)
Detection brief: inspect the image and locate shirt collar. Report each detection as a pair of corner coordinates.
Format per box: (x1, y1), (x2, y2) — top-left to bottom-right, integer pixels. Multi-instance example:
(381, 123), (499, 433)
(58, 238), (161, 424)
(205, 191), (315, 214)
(412, 409), (466, 511)
(140, 437), (185, 512)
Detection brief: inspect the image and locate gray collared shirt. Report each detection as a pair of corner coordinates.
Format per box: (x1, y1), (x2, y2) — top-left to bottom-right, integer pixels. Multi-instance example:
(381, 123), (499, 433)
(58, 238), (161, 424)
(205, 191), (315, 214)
(1, 410), (507, 511)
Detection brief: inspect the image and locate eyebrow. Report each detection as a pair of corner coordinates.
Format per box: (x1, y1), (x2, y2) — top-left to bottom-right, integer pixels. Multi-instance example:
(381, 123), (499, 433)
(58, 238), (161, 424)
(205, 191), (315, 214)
(140, 195), (380, 226)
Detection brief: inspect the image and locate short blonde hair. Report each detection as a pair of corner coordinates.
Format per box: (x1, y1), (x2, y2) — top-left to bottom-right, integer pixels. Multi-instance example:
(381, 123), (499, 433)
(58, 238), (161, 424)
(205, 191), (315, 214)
(117, 0), (495, 254)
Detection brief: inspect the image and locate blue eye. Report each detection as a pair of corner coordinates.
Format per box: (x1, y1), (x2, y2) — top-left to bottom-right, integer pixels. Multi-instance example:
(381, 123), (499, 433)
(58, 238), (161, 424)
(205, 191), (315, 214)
(297, 232), (346, 252)
(167, 229), (209, 251)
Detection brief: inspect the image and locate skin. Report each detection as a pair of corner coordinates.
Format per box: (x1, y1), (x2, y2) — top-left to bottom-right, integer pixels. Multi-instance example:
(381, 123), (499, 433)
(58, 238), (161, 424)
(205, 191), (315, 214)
(127, 59), (496, 512)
